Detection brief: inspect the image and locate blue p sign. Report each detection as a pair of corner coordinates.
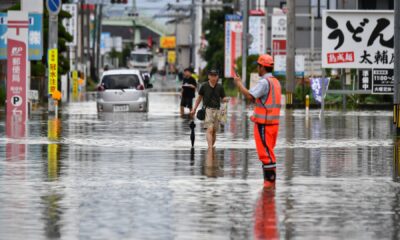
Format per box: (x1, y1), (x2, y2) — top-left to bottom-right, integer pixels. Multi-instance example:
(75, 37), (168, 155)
(46, 0), (61, 15)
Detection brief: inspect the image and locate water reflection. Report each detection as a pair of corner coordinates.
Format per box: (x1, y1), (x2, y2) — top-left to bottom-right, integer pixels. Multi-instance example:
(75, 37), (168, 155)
(394, 137), (400, 182)
(42, 117), (63, 239)
(202, 147), (222, 178)
(253, 189), (279, 240)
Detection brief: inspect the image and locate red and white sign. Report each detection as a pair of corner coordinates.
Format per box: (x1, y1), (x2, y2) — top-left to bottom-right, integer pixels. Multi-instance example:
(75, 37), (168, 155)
(271, 14), (286, 56)
(272, 39), (286, 55)
(322, 10), (394, 69)
(224, 15), (242, 78)
(6, 11), (28, 138)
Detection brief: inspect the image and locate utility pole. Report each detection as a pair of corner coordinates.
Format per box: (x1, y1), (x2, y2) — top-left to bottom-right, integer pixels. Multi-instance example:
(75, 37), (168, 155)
(190, 0), (196, 68)
(264, 0), (268, 54)
(286, 0), (295, 107)
(95, 2), (103, 80)
(394, 0), (400, 134)
(242, 0), (249, 87)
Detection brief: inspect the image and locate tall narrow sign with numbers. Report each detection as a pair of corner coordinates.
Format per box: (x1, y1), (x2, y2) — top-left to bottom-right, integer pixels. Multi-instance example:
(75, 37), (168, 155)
(6, 11), (29, 138)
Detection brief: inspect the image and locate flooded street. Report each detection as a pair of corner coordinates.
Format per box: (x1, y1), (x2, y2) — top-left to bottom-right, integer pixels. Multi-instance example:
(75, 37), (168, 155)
(0, 90), (399, 240)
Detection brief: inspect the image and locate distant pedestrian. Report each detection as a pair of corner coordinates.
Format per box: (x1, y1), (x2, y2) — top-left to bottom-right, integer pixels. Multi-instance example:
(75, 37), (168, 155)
(180, 68), (197, 117)
(191, 69), (229, 149)
(233, 54), (281, 188)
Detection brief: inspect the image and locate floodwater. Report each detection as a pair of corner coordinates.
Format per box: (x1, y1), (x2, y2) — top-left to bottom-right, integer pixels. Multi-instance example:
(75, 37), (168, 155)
(0, 88), (399, 240)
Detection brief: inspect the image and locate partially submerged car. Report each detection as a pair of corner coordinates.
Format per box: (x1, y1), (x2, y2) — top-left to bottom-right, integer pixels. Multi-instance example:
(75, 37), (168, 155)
(96, 69), (152, 112)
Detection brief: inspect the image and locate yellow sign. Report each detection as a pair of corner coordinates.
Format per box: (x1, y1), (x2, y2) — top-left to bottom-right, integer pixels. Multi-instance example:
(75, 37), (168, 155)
(160, 36), (176, 49)
(167, 51), (176, 64)
(48, 49), (58, 95)
(72, 70), (78, 97)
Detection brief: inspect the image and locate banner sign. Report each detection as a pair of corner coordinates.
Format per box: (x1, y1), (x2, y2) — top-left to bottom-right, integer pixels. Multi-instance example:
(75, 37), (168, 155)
(224, 14), (242, 78)
(72, 70), (78, 97)
(322, 10), (394, 69)
(62, 4), (78, 46)
(6, 11), (29, 138)
(0, 13), (43, 60)
(310, 78), (330, 104)
(248, 16), (265, 55)
(48, 48), (58, 95)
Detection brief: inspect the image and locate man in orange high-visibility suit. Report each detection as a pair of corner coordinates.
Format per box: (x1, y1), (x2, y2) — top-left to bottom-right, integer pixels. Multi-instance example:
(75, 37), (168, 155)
(234, 54), (281, 188)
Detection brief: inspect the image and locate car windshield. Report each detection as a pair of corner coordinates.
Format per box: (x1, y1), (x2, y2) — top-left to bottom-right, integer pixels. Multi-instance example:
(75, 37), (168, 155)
(131, 54), (151, 63)
(101, 74), (141, 89)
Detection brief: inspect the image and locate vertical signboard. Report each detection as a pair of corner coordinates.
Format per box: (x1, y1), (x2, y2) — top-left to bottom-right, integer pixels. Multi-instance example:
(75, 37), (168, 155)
(48, 48), (58, 96)
(271, 14), (286, 55)
(62, 4), (78, 46)
(6, 11), (29, 138)
(72, 70), (78, 98)
(248, 15), (265, 55)
(322, 11), (394, 69)
(358, 69), (372, 91)
(167, 51), (176, 64)
(224, 14), (242, 78)
(28, 13), (43, 60)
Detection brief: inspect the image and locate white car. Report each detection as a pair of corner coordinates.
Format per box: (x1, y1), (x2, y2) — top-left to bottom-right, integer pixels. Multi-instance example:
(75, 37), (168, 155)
(96, 69), (152, 112)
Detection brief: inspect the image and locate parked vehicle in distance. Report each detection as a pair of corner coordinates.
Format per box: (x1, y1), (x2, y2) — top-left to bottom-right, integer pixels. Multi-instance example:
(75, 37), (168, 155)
(96, 69), (153, 112)
(127, 48), (153, 73)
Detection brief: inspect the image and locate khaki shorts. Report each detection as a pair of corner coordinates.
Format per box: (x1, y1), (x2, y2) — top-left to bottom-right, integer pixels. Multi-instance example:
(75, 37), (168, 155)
(205, 108), (220, 130)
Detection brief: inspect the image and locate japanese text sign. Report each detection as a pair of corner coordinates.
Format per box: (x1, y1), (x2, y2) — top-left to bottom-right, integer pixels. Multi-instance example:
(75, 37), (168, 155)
(62, 4), (78, 46)
(6, 11), (29, 138)
(310, 78), (330, 104)
(48, 49), (58, 95)
(358, 69), (372, 91)
(224, 14), (242, 78)
(322, 10), (393, 69)
(248, 16), (265, 55)
(0, 12), (43, 60)
(372, 69), (393, 94)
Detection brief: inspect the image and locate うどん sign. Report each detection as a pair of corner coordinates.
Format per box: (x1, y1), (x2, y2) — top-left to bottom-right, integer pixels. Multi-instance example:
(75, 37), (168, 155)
(322, 10), (394, 69)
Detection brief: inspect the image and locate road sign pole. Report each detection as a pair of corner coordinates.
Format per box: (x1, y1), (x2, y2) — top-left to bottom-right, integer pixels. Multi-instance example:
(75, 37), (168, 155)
(48, 15), (58, 113)
(394, 0), (400, 134)
(242, 0), (249, 88)
(46, 0), (61, 114)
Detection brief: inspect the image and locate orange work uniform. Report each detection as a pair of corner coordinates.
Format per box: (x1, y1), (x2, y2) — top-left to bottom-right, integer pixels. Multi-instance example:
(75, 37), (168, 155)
(250, 76), (281, 167)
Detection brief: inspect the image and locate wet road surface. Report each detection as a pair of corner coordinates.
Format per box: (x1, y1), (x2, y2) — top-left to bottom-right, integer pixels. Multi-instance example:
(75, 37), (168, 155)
(0, 90), (399, 240)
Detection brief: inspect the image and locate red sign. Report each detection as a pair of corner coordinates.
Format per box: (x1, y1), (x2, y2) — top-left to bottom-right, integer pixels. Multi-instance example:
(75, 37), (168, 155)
(327, 51), (354, 64)
(6, 39), (27, 137)
(272, 39), (286, 55)
(6, 11), (28, 138)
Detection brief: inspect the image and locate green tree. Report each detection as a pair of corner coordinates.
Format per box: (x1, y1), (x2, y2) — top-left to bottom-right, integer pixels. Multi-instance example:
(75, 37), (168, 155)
(202, 2), (233, 81)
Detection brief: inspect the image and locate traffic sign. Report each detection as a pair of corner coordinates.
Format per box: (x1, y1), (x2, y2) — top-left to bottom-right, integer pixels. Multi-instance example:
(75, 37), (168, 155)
(46, 0), (61, 15)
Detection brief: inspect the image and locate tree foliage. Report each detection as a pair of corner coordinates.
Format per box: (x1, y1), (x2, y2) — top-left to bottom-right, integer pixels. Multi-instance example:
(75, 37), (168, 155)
(202, 3), (233, 80)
